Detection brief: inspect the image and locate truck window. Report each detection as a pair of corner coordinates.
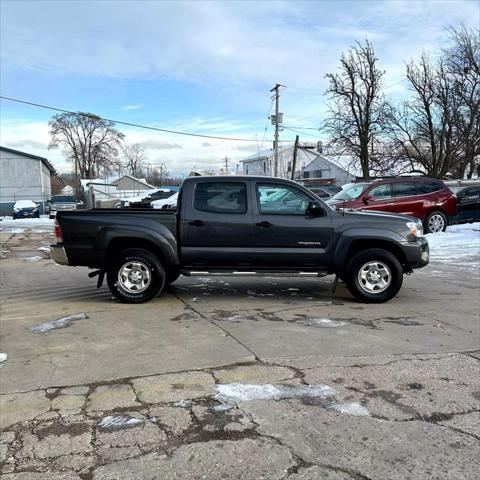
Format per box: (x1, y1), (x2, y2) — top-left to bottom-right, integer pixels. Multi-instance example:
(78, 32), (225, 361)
(194, 182), (247, 214)
(257, 184), (311, 215)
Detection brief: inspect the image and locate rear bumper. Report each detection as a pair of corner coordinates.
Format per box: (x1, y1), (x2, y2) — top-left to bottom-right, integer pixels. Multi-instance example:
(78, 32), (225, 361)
(403, 237), (429, 270)
(50, 245), (70, 266)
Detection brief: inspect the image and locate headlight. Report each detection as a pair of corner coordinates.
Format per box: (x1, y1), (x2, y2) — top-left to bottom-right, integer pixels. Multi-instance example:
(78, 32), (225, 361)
(406, 221), (423, 238)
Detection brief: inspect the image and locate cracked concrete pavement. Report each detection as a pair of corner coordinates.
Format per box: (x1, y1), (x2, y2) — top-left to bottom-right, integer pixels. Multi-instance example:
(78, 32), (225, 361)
(0, 226), (479, 479)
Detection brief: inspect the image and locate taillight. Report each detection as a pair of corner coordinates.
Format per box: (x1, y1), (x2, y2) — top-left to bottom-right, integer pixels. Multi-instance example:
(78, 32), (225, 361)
(54, 219), (63, 243)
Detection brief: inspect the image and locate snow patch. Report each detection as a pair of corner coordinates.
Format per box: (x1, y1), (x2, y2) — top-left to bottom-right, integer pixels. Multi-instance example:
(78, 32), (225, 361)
(24, 255), (43, 262)
(215, 383), (335, 406)
(37, 247), (51, 253)
(7, 228), (25, 234)
(30, 313), (87, 333)
(305, 318), (348, 328)
(98, 415), (144, 430)
(427, 223), (480, 277)
(174, 399), (193, 408)
(328, 402), (369, 416)
(0, 353), (7, 368)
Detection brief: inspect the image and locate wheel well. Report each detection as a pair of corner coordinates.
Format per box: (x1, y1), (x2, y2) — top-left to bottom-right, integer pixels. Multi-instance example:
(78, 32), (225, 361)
(105, 237), (169, 269)
(344, 239), (407, 268)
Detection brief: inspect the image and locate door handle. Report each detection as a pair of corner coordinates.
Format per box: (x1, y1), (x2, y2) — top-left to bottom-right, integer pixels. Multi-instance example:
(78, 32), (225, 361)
(256, 221), (272, 228)
(188, 219), (205, 227)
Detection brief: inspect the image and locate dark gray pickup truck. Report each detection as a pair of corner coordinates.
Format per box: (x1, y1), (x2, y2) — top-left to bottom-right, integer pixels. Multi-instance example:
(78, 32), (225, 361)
(51, 176), (429, 303)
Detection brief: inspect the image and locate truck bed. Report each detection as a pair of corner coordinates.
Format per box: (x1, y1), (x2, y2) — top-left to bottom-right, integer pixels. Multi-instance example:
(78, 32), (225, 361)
(56, 208), (177, 267)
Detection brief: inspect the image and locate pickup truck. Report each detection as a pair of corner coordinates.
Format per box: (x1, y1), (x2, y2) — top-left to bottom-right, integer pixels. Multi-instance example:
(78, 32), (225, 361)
(51, 176), (429, 303)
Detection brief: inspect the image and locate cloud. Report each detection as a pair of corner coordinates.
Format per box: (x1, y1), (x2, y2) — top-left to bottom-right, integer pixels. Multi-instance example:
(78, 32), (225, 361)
(121, 104), (143, 110)
(2, 0), (477, 93)
(142, 139), (182, 150)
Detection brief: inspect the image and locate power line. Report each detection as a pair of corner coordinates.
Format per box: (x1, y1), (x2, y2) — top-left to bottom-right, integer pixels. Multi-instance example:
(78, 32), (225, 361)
(282, 126), (320, 139)
(0, 95), (290, 143)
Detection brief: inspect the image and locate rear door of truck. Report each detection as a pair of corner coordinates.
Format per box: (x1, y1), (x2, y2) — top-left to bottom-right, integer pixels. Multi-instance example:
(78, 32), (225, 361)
(179, 178), (255, 267)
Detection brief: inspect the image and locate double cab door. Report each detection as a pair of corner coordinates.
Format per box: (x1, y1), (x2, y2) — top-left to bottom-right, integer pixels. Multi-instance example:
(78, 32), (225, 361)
(180, 179), (334, 270)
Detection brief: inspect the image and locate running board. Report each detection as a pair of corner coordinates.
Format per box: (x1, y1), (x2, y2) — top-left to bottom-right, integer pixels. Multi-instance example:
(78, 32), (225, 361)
(181, 270), (329, 278)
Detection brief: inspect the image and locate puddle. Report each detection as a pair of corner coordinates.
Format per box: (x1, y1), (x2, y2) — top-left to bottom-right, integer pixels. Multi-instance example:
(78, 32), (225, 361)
(98, 415), (144, 430)
(30, 313), (87, 333)
(328, 402), (369, 416)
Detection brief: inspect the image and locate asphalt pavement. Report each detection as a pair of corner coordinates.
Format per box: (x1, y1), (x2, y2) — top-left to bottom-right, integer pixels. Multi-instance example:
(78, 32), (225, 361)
(0, 226), (479, 479)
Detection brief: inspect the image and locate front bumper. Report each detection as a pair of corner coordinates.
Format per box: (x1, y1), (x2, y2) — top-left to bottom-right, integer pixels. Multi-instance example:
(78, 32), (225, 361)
(50, 245), (70, 266)
(403, 237), (429, 269)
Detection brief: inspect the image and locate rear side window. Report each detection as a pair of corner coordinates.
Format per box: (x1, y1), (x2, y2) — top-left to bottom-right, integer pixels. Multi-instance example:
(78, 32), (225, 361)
(421, 181), (443, 194)
(369, 184), (392, 199)
(194, 182), (247, 214)
(392, 182), (422, 197)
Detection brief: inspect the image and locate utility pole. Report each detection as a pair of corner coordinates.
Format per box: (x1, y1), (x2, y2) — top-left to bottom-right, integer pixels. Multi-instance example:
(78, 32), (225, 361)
(291, 135), (299, 180)
(270, 83), (285, 177)
(224, 156), (229, 175)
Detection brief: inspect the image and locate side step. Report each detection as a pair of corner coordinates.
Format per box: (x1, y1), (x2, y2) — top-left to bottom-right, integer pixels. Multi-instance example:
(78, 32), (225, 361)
(181, 270), (329, 278)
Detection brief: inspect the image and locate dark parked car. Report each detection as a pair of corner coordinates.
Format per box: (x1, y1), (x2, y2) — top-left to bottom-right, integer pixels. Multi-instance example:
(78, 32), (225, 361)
(51, 176), (429, 304)
(48, 195), (83, 219)
(327, 177), (457, 234)
(12, 200), (40, 219)
(307, 185), (342, 199)
(450, 185), (480, 223)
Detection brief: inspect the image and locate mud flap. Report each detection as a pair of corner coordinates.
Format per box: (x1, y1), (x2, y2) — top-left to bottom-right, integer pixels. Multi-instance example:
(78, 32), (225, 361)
(331, 274), (339, 294)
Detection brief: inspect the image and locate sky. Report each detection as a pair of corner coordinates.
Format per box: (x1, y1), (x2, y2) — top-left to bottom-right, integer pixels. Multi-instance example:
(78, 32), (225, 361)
(0, 0), (479, 176)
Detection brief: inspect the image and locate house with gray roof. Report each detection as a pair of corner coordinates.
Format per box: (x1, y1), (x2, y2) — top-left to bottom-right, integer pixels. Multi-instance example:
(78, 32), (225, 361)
(239, 143), (354, 186)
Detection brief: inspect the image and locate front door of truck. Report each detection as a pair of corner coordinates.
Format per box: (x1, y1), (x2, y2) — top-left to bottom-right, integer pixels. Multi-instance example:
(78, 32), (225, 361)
(180, 180), (255, 267)
(252, 183), (334, 268)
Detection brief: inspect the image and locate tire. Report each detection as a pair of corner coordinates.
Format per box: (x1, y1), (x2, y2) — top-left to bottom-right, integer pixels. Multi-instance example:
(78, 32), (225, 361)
(49, 215), (55, 220)
(344, 248), (403, 303)
(107, 248), (165, 303)
(424, 210), (447, 234)
(165, 270), (181, 285)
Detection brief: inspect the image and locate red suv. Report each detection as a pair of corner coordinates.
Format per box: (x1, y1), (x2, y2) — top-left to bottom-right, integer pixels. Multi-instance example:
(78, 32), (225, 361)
(327, 177), (457, 233)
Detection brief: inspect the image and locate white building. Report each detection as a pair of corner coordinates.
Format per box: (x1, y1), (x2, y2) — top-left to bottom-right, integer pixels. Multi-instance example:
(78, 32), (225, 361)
(240, 143), (354, 186)
(0, 146), (56, 215)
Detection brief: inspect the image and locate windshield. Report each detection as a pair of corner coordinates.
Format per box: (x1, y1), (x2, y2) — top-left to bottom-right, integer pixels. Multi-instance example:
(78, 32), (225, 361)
(331, 183), (369, 201)
(52, 196), (76, 203)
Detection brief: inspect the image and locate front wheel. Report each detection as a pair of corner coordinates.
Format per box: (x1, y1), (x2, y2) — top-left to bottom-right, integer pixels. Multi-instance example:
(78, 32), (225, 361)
(424, 210), (447, 234)
(107, 248), (165, 303)
(345, 249), (403, 303)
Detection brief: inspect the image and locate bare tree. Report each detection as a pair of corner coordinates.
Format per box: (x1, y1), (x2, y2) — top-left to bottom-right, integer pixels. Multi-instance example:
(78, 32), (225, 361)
(49, 112), (125, 181)
(122, 142), (147, 177)
(145, 163), (169, 186)
(324, 40), (389, 178)
(388, 27), (479, 178)
(387, 54), (460, 177)
(443, 26), (480, 178)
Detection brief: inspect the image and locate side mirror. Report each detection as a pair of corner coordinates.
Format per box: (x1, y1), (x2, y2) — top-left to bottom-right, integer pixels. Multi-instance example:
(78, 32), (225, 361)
(306, 201), (326, 217)
(362, 195), (372, 204)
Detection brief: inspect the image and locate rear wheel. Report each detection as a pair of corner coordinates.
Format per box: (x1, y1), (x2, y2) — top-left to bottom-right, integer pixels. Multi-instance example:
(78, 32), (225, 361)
(107, 248), (165, 303)
(424, 210), (447, 234)
(345, 249), (403, 303)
